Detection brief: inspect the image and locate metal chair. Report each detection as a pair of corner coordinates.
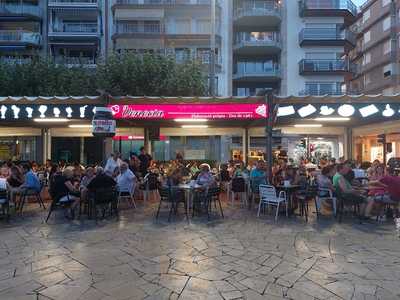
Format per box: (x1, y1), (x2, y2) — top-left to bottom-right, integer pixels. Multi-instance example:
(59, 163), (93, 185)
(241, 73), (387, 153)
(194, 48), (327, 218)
(45, 194), (74, 223)
(258, 184), (287, 221)
(0, 188), (10, 221)
(315, 187), (337, 218)
(18, 185), (46, 214)
(156, 186), (187, 222)
(205, 187), (224, 221)
(117, 184), (136, 209)
(230, 177), (247, 207)
(91, 187), (118, 221)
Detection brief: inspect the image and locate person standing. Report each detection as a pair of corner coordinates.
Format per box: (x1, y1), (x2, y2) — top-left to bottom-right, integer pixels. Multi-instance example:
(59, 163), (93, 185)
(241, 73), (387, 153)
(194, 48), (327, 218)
(138, 147), (152, 177)
(104, 151), (123, 177)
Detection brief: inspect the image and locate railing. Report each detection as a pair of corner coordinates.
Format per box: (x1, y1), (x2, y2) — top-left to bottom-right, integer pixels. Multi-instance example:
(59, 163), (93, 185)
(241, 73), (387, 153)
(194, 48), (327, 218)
(0, 57), (32, 64)
(0, 2), (41, 18)
(234, 1), (281, 18)
(300, 0), (357, 16)
(54, 56), (96, 65)
(299, 86), (343, 96)
(299, 59), (353, 73)
(115, 22), (163, 34)
(115, 0), (219, 5)
(0, 31), (41, 44)
(235, 32), (280, 46)
(299, 28), (355, 45)
(53, 23), (98, 33)
(233, 67), (281, 78)
(49, 0), (98, 4)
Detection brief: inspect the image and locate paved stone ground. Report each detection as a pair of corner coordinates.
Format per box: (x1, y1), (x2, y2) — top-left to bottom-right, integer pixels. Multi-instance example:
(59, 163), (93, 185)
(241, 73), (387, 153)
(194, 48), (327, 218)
(0, 199), (400, 300)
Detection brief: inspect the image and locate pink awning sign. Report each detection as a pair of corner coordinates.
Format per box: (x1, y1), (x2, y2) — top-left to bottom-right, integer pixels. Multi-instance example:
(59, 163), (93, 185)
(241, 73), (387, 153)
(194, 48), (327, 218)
(109, 103), (267, 120)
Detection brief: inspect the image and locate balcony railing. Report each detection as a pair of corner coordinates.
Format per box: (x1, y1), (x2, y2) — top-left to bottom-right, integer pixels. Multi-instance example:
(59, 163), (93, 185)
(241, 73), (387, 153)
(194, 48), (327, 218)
(234, 1), (281, 18)
(299, 86), (343, 96)
(235, 34), (280, 47)
(233, 67), (281, 79)
(0, 57), (32, 64)
(54, 56), (96, 66)
(299, 28), (355, 45)
(52, 23), (98, 34)
(49, 0), (98, 5)
(115, 0), (218, 5)
(0, 3), (41, 18)
(0, 31), (41, 45)
(299, 59), (354, 73)
(115, 23), (163, 34)
(300, 0), (357, 16)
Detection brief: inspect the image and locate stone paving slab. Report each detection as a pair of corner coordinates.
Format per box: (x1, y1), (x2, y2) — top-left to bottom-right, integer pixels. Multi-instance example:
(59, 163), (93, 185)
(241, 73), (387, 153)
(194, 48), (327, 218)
(0, 201), (399, 300)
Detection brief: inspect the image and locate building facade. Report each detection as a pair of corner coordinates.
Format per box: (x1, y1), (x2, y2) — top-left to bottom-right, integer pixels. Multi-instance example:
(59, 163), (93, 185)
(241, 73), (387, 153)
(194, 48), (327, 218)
(347, 0), (400, 95)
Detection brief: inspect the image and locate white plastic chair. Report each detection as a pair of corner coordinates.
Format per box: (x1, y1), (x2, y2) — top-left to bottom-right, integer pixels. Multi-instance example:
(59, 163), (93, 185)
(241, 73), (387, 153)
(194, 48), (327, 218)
(117, 184), (136, 209)
(258, 184), (287, 221)
(315, 187), (337, 218)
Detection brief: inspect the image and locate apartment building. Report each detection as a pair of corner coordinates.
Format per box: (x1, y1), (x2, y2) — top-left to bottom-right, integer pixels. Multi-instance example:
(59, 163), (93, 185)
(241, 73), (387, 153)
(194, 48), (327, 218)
(232, 0), (282, 96)
(347, 0), (399, 95)
(284, 0), (357, 96)
(0, 0), (44, 63)
(48, 0), (102, 67)
(108, 0), (231, 95)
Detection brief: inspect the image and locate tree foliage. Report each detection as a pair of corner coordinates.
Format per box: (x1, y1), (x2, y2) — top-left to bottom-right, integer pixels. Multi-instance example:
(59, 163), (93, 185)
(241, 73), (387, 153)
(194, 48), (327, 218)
(0, 53), (207, 97)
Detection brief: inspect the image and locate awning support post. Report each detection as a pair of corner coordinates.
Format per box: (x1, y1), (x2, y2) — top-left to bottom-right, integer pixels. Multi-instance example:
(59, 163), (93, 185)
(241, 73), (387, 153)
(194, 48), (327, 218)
(266, 92), (274, 183)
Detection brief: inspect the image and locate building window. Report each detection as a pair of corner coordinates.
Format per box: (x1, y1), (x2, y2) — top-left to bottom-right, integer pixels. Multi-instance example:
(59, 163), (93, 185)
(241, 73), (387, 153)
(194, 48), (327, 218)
(364, 31), (371, 44)
(383, 39), (392, 54)
(196, 19), (211, 34)
(383, 17), (391, 31)
(304, 82), (341, 95)
(383, 64), (393, 78)
(382, 0), (390, 7)
(363, 9), (370, 23)
(363, 52), (371, 65)
(174, 19), (191, 34)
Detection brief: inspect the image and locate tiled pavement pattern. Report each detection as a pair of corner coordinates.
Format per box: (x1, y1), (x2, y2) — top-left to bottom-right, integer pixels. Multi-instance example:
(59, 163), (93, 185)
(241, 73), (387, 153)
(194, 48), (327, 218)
(0, 201), (400, 300)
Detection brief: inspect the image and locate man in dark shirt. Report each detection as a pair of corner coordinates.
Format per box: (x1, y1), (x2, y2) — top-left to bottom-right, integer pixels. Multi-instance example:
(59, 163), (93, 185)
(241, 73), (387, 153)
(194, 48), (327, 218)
(87, 167), (116, 191)
(138, 147), (152, 176)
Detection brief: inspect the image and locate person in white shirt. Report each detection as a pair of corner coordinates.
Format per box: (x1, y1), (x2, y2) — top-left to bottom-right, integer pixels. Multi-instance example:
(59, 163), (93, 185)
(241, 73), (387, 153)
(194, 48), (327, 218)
(117, 162), (136, 194)
(105, 151), (123, 177)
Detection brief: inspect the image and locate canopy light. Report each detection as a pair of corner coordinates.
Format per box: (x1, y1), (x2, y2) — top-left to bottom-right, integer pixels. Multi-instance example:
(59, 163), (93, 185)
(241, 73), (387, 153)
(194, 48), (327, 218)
(34, 118), (69, 123)
(277, 106), (295, 117)
(319, 106), (335, 116)
(174, 118), (208, 122)
(359, 104), (379, 117)
(338, 104), (355, 117)
(316, 137), (325, 140)
(298, 104), (317, 118)
(181, 125), (209, 128)
(294, 124), (323, 128)
(68, 124), (92, 128)
(314, 117), (350, 122)
(382, 104), (395, 117)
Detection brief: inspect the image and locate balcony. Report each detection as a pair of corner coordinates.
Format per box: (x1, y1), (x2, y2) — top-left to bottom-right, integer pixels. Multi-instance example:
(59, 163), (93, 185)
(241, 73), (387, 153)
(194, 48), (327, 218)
(233, 33), (281, 55)
(113, 22), (163, 37)
(299, 28), (355, 47)
(0, 2), (42, 19)
(112, 0), (220, 8)
(299, 0), (357, 23)
(234, 1), (281, 27)
(233, 66), (281, 82)
(299, 85), (343, 96)
(299, 59), (354, 75)
(0, 31), (41, 47)
(54, 56), (97, 68)
(49, 0), (98, 8)
(49, 23), (100, 39)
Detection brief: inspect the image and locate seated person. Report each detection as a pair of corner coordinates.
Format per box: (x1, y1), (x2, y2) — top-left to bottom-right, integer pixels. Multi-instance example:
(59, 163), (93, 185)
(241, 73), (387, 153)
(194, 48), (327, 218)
(87, 167), (116, 191)
(333, 163), (367, 215)
(250, 160), (266, 192)
(80, 167), (96, 203)
(196, 164), (216, 188)
(51, 168), (81, 219)
(7, 166), (24, 204)
(20, 164), (41, 193)
(317, 166), (335, 197)
(116, 162), (136, 194)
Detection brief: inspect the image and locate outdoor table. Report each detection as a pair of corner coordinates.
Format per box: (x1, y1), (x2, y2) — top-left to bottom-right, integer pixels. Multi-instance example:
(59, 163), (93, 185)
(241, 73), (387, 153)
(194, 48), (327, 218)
(276, 185), (301, 216)
(178, 183), (203, 219)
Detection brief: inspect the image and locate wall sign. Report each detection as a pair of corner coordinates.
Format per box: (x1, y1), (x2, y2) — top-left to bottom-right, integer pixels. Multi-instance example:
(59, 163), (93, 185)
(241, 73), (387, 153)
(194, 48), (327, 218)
(109, 103), (267, 120)
(0, 104), (96, 120)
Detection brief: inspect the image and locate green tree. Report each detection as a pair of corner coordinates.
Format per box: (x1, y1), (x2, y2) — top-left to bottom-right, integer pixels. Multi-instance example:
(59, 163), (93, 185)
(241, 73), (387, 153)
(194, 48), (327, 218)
(0, 53), (207, 97)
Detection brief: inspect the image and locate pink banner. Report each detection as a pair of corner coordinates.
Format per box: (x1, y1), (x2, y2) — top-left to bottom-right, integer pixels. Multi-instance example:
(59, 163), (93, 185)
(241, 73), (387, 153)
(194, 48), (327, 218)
(109, 103), (267, 120)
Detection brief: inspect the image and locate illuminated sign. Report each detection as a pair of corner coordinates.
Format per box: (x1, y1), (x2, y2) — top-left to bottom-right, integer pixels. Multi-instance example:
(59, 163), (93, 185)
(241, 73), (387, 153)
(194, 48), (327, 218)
(109, 103), (268, 120)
